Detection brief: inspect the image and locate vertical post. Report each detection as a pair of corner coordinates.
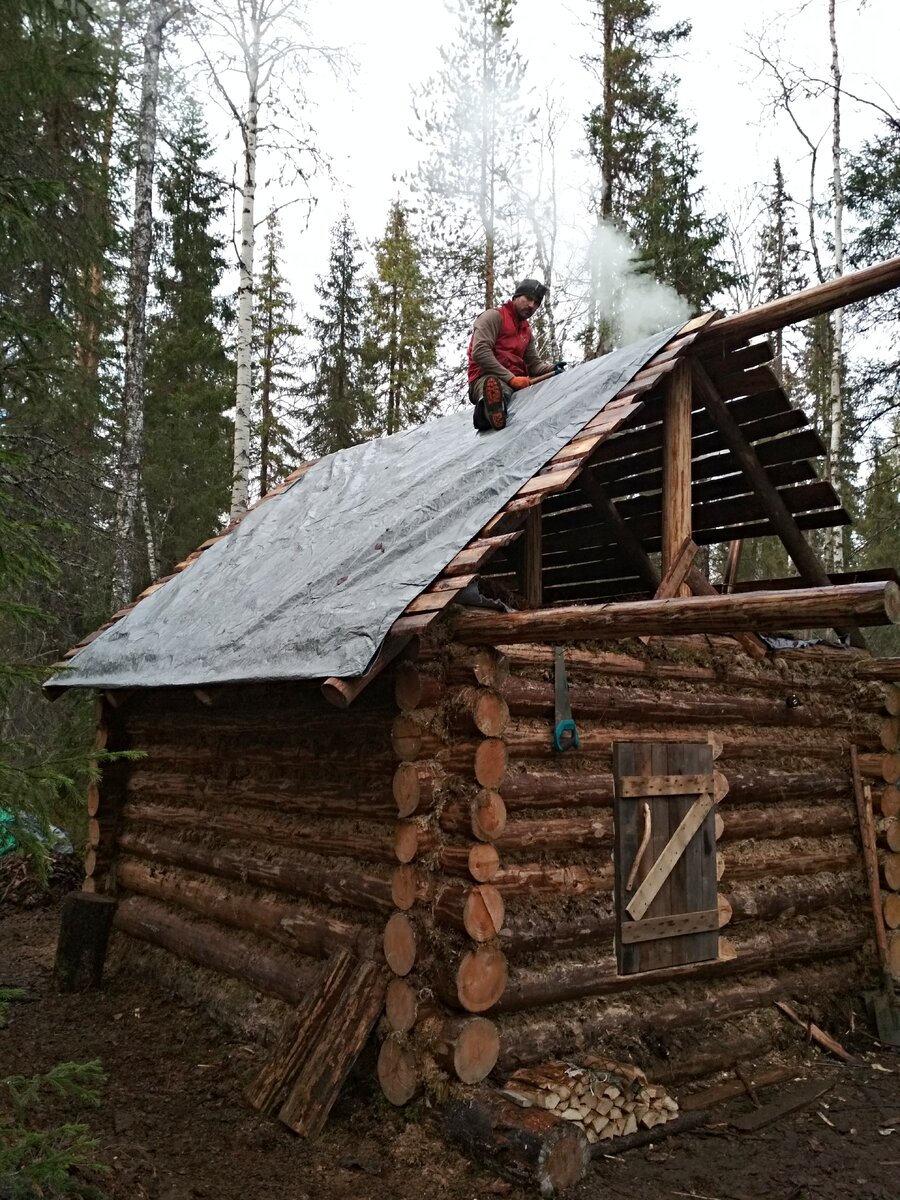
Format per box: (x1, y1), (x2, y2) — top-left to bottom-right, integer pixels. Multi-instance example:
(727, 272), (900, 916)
(520, 506), (542, 608)
(662, 360), (693, 597)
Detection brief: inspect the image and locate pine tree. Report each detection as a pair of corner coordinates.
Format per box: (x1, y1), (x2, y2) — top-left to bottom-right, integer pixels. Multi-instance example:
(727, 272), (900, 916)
(855, 426), (900, 655)
(412, 0), (531, 353)
(755, 160), (808, 385)
(365, 202), (440, 436)
(303, 215), (374, 457)
(253, 212), (303, 495)
(582, 1), (733, 353)
(143, 99), (233, 579)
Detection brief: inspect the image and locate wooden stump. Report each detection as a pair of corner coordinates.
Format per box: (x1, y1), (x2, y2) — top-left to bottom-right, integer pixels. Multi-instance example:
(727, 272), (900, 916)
(441, 1091), (590, 1196)
(53, 893), (116, 993)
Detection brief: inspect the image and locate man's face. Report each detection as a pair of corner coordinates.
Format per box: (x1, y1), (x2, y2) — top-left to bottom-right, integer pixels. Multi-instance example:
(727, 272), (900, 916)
(512, 293), (540, 319)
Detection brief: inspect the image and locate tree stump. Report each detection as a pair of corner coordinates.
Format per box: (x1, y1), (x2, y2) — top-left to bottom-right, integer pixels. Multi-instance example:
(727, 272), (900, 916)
(53, 893), (116, 993)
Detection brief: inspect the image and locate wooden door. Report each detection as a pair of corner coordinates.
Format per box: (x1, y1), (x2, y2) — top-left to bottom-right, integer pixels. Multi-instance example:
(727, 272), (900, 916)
(613, 741), (720, 974)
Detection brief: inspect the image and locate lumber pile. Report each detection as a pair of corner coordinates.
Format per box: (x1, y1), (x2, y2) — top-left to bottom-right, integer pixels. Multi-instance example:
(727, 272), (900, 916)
(500, 1058), (679, 1145)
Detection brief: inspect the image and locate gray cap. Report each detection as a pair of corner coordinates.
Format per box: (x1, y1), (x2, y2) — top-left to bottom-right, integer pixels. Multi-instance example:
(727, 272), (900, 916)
(513, 278), (548, 303)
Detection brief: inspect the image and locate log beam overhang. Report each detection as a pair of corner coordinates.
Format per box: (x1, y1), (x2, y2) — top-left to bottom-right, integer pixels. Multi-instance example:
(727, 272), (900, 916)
(449, 581), (900, 645)
(692, 359), (865, 649)
(661, 360), (693, 596)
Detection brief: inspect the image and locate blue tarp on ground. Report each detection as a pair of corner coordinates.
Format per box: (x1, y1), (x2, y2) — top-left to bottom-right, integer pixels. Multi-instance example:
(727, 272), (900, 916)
(52, 327), (676, 690)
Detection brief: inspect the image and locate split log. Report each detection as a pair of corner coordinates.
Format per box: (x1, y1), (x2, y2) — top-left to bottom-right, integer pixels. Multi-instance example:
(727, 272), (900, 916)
(116, 857), (377, 960)
(444, 687), (510, 738)
(53, 893), (116, 993)
(420, 1014), (501, 1083)
(456, 945), (509, 1013)
(393, 761), (444, 817)
(245, 949), (387, 1137)
(451, 582), (900, 643)
(114, 895), (317, 1004)
(501, 676), (836, 729)
(441, 1091), (590, 1197)
(434, 885), (506, 941)
(385, 978), (419, 1032)
(377, 1032), (420, 1105)
(118, 827), (395, 914)
(491, 922), (868, 1013)
(383, 913), (417, 976)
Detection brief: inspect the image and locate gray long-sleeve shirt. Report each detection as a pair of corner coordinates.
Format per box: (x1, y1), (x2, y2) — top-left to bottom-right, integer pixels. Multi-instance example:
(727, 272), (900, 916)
(469, 309), (554, 384)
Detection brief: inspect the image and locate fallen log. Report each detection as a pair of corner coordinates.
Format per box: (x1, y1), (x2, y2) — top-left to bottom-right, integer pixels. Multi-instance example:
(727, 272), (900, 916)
(441, 1091), (591, 1197)
(114, 895), (317, 1004)
(679, 1065), (801, 1111)
(451, 582), (900, 643)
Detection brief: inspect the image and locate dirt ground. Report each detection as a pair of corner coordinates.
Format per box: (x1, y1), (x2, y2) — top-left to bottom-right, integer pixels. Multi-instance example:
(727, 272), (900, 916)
(3, 888), (900, 1200)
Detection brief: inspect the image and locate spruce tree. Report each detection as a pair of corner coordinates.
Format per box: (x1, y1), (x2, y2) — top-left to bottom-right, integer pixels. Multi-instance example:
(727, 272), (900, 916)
(582, 1), (733, 353)
(365, 202), (440, 436)
(855, 427), (900, 655)
(303, 215), (374, 457)
(143, 99), (232, 579)
(253, 212), (303, 495)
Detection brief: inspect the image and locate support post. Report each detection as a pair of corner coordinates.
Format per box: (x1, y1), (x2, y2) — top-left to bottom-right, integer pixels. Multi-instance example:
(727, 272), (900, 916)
(519, 505), (542, 607)
(662, 360), (693, 597)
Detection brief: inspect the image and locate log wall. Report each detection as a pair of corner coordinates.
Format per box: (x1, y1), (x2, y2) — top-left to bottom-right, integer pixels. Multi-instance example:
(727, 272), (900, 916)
(88, 635), (888, 1106)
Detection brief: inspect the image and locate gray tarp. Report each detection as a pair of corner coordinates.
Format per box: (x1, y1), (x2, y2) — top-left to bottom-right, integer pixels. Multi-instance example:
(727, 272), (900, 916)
(54, 327), (676, 690)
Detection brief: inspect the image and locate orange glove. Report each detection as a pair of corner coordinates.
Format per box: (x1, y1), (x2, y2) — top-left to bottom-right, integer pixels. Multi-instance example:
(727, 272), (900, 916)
(508, 376), (531, 390)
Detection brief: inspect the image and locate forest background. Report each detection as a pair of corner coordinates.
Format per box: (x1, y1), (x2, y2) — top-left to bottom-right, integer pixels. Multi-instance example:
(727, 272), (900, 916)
(2, 0), (899, 850)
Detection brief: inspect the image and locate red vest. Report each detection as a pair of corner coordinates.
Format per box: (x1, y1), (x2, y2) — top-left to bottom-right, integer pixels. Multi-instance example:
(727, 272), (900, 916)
(467, 301), (531, 383)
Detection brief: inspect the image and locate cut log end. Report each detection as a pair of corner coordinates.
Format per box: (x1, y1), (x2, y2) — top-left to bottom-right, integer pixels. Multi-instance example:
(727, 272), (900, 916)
(385, 978), (418, 1032)
(475, 740), (509, 790)
(457, 945), (509, 1013)
(453, 1016), (501, 1084)
(473, 790), (508, 842)
(383, 913), (417, 977)
(377, 1033), (419, 1106)
(469, 843), (501, 882)
(463, 885), (506, 942)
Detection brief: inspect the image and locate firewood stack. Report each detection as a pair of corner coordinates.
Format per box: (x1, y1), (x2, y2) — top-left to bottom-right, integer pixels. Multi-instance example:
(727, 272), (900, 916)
(500, 1057), (679, 1144)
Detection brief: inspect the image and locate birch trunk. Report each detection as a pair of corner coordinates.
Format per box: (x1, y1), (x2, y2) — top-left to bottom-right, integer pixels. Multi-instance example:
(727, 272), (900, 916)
(111, 0), (171, 610)
(479, 7), (496, 310)
(230, 46), (260, 520)
(826, 0), (845, 573)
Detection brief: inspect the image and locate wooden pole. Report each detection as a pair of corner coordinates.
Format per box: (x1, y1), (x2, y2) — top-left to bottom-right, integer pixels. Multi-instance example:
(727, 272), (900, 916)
(662, 361), (693, 597)
(700, 254), (900, 343)
(450, 581), (900, 644)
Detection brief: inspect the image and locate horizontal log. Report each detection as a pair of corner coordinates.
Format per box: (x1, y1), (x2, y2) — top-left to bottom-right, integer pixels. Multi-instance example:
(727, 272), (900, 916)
(885, 853), (900, 891)
(439, 844), (501, 882)
(500, 770), (616, 810)
(857, 658), (900, 681)
(394, 822), (438, 864)
(450, 583), (900, 644)
(493, 814), (614, 856)
(394, 663), (446, 711)
(117, 827), (395, 915)
(721, 845), (860, 883)
(393, 761), (444, 818)
(114, 895), (317, 1005)
(438, 790), (508, 841)
(701, 254), (900, 343)
(122, 800), (396, 864)
(116, 857), (378, 960)
(719, 804), (853, 842)
(444, 647), (510, 690)
(417, 1013), (501, 1084)
(724, 873), (862, 924)
(444, 687), (510, 738)
(492, 921), (869, 1013)
(858, 753), (900, 783)
(495, 957), (868, 1072)
(384, 913), (418, 976)
(502, 677), (838, 729)
(490, 862), (615, 899)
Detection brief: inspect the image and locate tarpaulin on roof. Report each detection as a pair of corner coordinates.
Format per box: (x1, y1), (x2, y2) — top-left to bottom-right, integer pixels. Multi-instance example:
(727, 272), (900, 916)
(53, 327), (676, 690)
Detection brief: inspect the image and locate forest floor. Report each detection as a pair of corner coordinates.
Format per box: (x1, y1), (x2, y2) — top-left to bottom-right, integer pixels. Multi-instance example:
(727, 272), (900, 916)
(3, 874), (900, 1200)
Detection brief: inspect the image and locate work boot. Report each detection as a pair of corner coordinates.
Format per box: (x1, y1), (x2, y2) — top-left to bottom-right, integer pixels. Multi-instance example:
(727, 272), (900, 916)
(483, 377), (506, 431)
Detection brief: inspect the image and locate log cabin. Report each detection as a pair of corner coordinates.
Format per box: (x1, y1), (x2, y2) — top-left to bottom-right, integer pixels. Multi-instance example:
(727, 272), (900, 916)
(50, 256), (900, 1192)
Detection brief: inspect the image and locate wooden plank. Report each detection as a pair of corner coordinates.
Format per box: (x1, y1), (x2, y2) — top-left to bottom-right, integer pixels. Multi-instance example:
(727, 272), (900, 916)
(520, 507), (542, 607)
(670, 742), (718, 966)
(662, 361), (693, 596)
(549, 433), (609, 465)
(404, 589), (464, 613)
(514, 465), (581, 498)
(653, 538), (699, 601)
(625, 792), (716, 921)
(613, 743), (643, 976)
(427, 573), (476, 593)
(619, 773), (715, 798)
(620, 907), (719, 944)
(443, 531), (524, 575)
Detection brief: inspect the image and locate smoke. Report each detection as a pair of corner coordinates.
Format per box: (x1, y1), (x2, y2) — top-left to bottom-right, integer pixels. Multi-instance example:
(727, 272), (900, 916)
(588, 220), (690, 348)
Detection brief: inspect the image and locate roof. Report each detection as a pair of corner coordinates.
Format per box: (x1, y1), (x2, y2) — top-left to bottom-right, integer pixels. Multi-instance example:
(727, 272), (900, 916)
(53, 326), (678, 691)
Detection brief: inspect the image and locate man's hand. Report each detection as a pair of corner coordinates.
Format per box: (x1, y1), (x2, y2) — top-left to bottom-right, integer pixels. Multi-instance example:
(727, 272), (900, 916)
(508, 376), (531, 390)
(553, 361), (567, 375)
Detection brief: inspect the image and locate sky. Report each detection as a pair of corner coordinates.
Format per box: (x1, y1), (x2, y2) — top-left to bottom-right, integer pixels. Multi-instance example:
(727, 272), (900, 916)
(193, 0), (898, 322)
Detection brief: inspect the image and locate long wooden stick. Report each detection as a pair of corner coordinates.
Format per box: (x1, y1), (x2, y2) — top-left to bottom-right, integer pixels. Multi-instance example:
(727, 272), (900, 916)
(850, 745), (892, 976)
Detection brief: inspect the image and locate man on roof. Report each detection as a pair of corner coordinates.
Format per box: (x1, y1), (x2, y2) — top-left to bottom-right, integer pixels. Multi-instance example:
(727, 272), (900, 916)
(467, 278), (565, 431)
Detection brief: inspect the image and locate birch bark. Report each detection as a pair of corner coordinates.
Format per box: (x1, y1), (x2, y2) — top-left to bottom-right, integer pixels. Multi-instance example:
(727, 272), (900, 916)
(111, 0), (172, 609)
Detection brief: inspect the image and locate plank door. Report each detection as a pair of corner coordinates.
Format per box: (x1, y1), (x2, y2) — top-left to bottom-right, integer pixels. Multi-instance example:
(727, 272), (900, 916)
(613, 741), (719, 974)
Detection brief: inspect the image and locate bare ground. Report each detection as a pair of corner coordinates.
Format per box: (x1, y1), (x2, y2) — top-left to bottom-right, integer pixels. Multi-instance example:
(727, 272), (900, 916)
(3, 892), (900, 1200)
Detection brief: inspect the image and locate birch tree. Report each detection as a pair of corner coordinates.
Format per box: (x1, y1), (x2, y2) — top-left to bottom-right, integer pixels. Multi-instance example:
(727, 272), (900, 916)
(825, 0), (845, 571)
(110, 0), (177, 610)
(193, 0), (336, 520)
